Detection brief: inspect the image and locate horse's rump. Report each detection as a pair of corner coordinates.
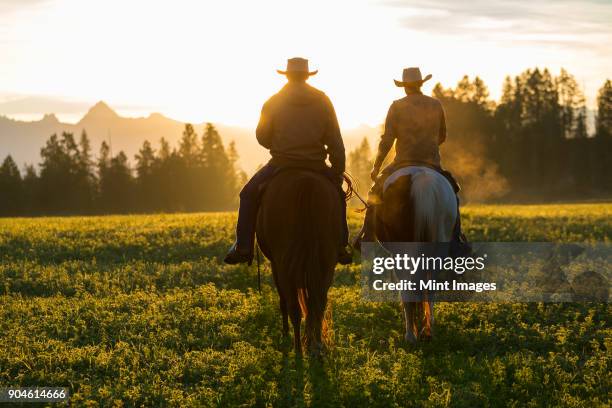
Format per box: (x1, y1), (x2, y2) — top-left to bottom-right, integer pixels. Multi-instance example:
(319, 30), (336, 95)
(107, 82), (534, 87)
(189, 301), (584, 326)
(376, 166), (456, 242)
(256, 169), (341, 259)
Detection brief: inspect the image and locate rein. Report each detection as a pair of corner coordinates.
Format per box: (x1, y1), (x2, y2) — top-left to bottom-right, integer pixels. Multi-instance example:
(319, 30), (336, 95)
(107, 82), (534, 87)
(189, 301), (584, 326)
(256, 240), (262, 293)
(343, 172), (370, 210)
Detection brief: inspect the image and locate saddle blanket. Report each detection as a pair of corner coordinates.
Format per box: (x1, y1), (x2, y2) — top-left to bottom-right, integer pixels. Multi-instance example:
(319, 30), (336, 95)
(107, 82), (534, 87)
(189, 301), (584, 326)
(383, 166), (453, 193)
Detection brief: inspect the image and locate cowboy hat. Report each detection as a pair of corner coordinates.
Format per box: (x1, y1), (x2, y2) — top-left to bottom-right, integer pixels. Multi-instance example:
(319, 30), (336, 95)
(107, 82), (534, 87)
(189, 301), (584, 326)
(277, 57), (318, 76)
(394, 67), (432, 87)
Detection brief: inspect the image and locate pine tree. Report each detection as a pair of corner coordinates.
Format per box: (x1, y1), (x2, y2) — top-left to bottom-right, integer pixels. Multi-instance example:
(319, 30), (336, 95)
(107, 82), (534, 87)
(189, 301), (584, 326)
(200, 123), (233, 210)
(596, 79), (612, 139)
(227, 140), (246, 207)
(454, 75), (474, 103)
(22, 164), (38, 214)
(0, 155), (23, 215)
(557, 68), (586, 138)
(472, 76), (493, 109)
(134, 140), (156, 211)
(348, 137), (373, 193)
(38, 132), (82, 213)
(75, 130), (96, 212)
(135, 140), (156, 179)
(159, 138), (171, 160)
(98, 149), (133, 213)
(178, 124), (200, 162)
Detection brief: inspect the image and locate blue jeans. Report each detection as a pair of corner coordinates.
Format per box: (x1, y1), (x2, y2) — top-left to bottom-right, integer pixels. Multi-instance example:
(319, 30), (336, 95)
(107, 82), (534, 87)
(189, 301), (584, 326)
(235, 164), (277, 253)
(235, 163), (348, 253)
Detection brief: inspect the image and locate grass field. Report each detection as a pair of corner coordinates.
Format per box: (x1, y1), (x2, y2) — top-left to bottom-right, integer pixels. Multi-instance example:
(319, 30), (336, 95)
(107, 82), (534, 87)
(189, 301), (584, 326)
(0, 204), (610, 407)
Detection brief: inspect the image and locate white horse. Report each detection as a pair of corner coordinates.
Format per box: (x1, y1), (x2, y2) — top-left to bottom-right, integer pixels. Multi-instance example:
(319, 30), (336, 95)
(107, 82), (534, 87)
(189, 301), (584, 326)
(378, 166), (457, 343)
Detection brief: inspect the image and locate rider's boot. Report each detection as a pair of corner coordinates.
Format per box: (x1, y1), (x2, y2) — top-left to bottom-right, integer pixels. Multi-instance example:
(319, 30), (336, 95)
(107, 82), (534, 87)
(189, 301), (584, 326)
(449, 196), (472, 258)
(224, 197), (255, 265)
(337, 246), (353, 265)
(437, 168), (472, 257)
(224, 241), (253, 265)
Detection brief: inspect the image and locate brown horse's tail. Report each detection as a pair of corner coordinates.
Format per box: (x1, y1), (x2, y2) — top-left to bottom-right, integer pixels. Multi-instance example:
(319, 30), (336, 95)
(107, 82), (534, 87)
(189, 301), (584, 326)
(284, 175), (333, 351)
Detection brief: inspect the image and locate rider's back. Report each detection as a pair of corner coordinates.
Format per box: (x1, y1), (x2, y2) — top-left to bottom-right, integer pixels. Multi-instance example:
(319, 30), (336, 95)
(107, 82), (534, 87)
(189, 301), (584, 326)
(388, 93), (445, 168)
(256, 82), (345, 172)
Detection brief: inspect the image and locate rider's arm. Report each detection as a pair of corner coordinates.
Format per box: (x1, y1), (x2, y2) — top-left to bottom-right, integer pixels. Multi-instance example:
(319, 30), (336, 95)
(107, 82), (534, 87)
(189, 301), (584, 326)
(256, 101), (273, 149)
(373, 103), (397, 173)
(438, 103), (447, 145)
(323, 96), (346, 174)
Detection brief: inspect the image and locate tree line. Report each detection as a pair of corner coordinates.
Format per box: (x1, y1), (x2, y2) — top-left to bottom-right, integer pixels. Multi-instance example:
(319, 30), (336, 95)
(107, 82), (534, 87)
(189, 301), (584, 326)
(0, 123), (246, 215)
(348, 68), (611, 202)
(1, 67), (611, 216)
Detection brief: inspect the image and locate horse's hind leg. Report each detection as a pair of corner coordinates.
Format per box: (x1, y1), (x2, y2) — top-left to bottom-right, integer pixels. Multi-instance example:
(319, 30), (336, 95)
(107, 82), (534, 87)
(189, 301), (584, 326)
(280, 295), (289, 337)
(289, 300), (302, 354)
(272, 265), (290, 337)
(402, 301), (418, 344)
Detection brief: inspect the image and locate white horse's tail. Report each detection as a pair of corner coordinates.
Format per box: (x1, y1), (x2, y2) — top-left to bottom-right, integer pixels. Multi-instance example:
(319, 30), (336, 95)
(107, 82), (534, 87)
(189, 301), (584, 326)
(410, 168), (457, 243)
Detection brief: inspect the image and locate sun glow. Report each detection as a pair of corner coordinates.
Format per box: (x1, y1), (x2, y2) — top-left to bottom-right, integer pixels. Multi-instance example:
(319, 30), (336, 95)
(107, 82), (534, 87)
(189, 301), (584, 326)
(1, 0), (610, 127)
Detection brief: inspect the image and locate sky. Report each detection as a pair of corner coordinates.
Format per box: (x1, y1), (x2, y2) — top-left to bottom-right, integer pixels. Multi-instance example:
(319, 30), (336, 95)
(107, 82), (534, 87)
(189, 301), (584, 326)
(0, 0), (610, 128)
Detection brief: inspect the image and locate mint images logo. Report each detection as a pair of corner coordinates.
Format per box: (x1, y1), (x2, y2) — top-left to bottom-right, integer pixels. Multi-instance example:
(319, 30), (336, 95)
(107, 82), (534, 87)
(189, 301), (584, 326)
(362, 242), (610, 302)
(372, 253), (487, 275)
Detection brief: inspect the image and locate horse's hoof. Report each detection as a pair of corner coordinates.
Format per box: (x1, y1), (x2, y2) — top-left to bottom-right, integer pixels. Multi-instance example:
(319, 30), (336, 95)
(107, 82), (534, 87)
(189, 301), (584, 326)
(404, 332), (417, 344)
(309, 343), (326, 360)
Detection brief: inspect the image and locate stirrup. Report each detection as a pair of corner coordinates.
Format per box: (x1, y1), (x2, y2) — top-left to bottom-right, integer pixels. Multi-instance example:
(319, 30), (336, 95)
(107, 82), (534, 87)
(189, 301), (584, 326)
(351, 234), (364, 252)
(337, 246), (353, 265)
(224, 243), (253, 265)
(449, 233), (473, 258)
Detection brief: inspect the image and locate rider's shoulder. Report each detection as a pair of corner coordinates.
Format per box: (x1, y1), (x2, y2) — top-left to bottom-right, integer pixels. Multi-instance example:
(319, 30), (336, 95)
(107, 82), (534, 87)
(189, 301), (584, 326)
(411, 94), (444, 107)
(307, 84), (329, 100)
(263, 92), (280, 107)
(390, 98), (405, 107)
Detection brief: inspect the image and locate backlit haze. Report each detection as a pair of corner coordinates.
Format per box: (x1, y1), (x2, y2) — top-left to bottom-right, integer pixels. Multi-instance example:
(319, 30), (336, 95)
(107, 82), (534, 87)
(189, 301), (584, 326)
(1, 0), (611, 128)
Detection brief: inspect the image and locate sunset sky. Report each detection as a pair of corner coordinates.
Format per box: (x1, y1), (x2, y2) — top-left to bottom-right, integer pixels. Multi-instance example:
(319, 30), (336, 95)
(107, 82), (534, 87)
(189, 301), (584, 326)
(0, 0), (610, 128)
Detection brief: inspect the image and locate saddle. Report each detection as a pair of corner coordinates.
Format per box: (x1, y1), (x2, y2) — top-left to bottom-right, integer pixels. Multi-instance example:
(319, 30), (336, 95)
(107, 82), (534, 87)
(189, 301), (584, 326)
(258, 165), (342, 197)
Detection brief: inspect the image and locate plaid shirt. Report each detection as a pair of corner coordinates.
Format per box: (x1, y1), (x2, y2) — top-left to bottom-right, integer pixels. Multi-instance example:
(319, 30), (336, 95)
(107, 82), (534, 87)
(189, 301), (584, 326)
(373, 90), (446, 171)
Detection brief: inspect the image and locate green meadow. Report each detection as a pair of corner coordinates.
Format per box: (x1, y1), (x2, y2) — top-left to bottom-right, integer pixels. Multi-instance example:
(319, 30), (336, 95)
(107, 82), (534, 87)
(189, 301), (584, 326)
(0, 204), (610, 407)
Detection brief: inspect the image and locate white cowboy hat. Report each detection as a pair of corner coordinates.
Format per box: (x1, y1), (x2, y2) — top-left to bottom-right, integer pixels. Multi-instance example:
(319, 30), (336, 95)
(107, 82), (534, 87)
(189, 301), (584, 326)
(277, 57), (318, 76)
(394, 67), (432, 87)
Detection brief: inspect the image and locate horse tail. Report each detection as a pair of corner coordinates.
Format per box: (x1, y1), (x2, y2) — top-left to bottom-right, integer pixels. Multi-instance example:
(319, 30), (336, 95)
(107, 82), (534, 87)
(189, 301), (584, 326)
(285, 175), (332, 350)
(410, 170), (455, 242)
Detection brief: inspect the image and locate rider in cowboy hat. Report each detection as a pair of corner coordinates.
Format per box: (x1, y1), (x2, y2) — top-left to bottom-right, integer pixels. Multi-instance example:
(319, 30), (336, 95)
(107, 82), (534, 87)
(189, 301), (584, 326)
(224, 57), (352, 265)
(353, 67), (469, 252)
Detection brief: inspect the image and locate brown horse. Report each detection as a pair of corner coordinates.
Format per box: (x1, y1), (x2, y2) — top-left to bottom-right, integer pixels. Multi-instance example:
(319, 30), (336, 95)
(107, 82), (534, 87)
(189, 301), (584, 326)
(256, 169), (343, 355)
(375, 166), (457, 343)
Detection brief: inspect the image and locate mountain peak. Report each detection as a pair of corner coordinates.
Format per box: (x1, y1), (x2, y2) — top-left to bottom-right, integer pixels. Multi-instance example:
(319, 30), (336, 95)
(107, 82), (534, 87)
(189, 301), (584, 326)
(41, 113), (59, 123)
(148, 112), (166, 120)
(80, 101), (119, 122)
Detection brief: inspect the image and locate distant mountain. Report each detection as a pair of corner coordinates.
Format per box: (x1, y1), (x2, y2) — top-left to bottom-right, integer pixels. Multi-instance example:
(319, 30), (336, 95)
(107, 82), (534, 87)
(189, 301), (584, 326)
(0, 101), (258, 174)
(0, 101), (379, 175)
